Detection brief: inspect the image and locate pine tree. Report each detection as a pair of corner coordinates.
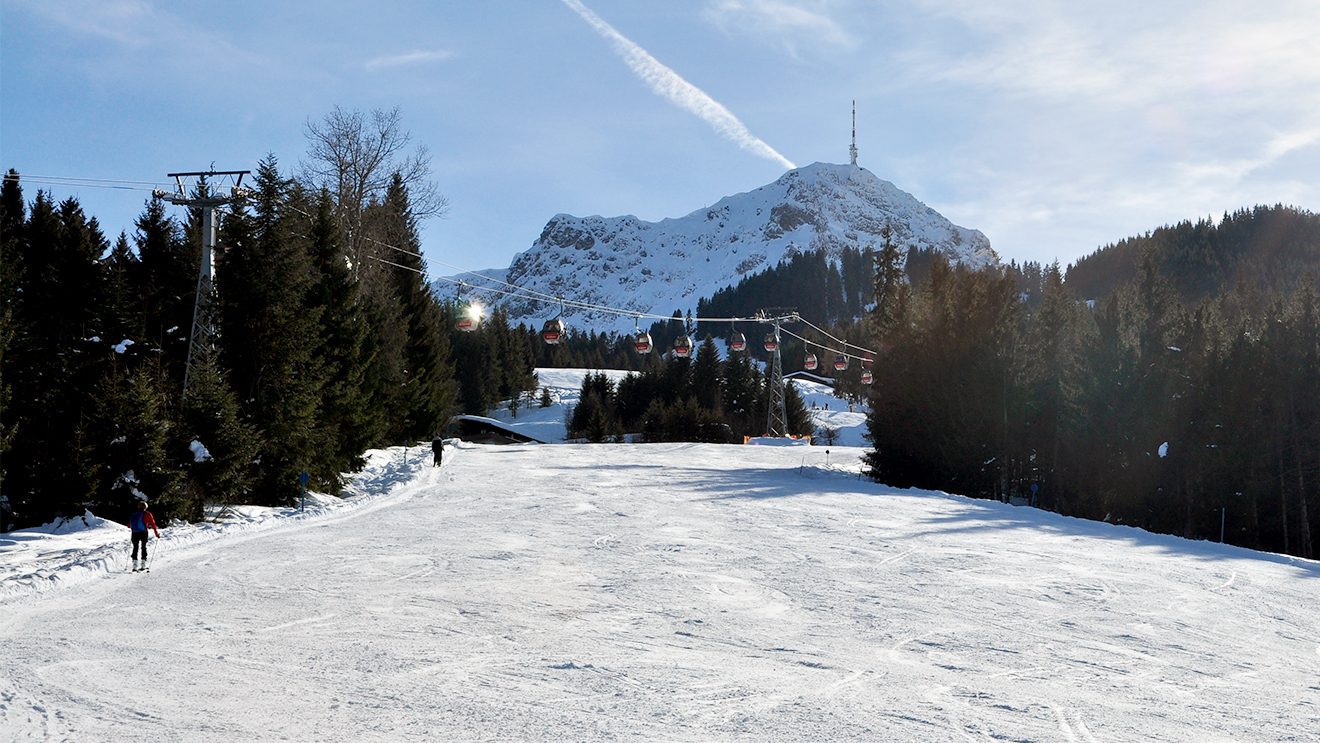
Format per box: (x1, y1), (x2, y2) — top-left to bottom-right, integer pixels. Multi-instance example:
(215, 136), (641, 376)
(306, 188), (379, 473)
(568, 372), (619, 442)
(134, 198), (195, 384)
(92, 363), (183, 519)
(6, 193), (110, 522)
(870, 224), (909, 342)
(1022, 262), (1096, 512)
(217, 155), (329, 503)
(0, 171), (24, 486)
(691, 335), (723, 413)
(784, 378), (813, 437)
(102, 234), (140, 343)
(359, 175), (455, 439)
(180, 347), (258, 519)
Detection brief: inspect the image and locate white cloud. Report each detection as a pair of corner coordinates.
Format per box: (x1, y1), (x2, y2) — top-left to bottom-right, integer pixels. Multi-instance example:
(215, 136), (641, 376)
(871, 0), (1320, 263)
(23, 0), (156, 46)
(364, 49), (456, 72)
(17, 0), (267, 81)
(901, 0), (1320, 110)
(560, 0), (796, 170)
(703, 0), (857, 52)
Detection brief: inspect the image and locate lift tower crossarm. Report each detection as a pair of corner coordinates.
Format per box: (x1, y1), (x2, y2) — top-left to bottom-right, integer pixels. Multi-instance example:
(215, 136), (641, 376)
(152, 169), (251, 394)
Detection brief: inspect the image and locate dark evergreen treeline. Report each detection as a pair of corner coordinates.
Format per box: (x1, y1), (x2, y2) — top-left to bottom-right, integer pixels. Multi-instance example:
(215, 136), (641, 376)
(863, 243), (1320, 558)
(696, 247), (873, 337)
(565, 336), (813, 442)
(1066, 205), (1320, 303)
(446, 307), (539, 415)
(0, 149), (464, 526)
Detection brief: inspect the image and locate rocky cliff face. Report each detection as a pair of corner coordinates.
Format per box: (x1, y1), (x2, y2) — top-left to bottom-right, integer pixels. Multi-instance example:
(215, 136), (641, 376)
(449, 162), (995, 333)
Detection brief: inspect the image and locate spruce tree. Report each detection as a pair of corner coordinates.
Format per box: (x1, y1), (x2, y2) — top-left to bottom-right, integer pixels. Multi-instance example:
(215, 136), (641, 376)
(134, 198), (195, 384)
(217, 155), (329, 503)
(0, 171), (24, 487)
(306, 188), (379, 473)
(103, 234), (141, 344)
(7, 193), (110, 521)
(691, 335), (723, 413)
(365, 175), (455, 439)
(180, 347), (258, 519)
(720, 346), (759, 439)
(92, 363), (182, 519)
(1022, 262), (1095, 512)
(784, 379), (813, 437)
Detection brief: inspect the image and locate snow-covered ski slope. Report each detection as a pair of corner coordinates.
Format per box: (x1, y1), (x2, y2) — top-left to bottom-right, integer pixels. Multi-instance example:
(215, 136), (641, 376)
(486, 367), (870, 447)
(2, 443), (1317, 741)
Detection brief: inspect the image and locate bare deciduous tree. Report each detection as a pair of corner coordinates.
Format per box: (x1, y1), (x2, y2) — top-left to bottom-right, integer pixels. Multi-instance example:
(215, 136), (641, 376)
(300, 106), (447, 266)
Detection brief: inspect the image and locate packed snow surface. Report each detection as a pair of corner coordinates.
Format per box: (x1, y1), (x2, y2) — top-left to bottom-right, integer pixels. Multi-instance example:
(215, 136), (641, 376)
(3, 442), (1317, 741)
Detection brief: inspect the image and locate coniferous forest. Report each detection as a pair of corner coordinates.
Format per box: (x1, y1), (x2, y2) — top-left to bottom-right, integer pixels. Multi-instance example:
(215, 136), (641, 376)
(0, 109), (539, 528)
(863, 227), (1320, 560)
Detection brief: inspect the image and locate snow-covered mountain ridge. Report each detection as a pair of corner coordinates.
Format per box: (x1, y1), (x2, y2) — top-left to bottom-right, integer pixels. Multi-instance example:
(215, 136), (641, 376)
(446, 163), (995, 334)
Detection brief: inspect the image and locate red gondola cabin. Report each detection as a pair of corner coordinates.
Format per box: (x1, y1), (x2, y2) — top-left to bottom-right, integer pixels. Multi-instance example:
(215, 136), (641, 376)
(673, 335), (693, 358)
(541, 318), (565, 344)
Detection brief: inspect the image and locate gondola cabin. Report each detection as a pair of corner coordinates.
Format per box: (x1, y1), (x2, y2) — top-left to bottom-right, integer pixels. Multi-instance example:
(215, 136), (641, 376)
(673, 335), (693, 358)
(455, 316), (477, 332)
(541, 318), (565, 345)
(833, 354), (849, 371)
(804, 352), (818, 371)
(763, 333), (779, 352)
(729, 332), (747, 352)
(633, 332), (653, 354)
(861, 369), (873, 385)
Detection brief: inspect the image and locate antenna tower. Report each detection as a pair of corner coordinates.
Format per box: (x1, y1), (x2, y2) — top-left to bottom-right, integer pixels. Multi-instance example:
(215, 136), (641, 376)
(849, 99), (859, 166)
(153, 170), (252, 394)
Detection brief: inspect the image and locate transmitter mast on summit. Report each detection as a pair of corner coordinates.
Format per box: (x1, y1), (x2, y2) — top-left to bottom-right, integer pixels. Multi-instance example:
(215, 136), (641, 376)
(849, 99), (859, 166)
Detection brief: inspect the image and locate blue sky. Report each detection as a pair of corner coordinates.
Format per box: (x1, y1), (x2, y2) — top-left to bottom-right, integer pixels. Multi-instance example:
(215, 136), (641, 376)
(4, 0), (1319, 276)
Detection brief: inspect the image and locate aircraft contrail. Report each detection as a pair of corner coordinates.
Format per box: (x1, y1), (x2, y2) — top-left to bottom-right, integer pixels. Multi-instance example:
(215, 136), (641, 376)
(560, 0), (796, 170)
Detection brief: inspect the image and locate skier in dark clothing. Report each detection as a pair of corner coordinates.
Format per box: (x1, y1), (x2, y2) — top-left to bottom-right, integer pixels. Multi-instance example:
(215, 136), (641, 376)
(432, 436), (443, 467)
(130, 500), (160, 572)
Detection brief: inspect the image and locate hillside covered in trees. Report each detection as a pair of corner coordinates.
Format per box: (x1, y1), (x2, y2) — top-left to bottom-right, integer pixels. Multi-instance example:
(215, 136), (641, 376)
(1065, 205), (1320, 303)
(863, 240), (1319, 559)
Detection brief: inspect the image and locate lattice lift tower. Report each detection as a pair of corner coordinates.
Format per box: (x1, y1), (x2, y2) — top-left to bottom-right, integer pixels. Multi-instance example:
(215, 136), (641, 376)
(153, 170), (251, 394)
(758, 309), (798, 437)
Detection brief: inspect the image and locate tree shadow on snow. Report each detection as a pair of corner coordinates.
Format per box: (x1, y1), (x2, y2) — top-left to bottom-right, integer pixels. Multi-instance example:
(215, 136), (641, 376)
(511, 447), (1320, 579)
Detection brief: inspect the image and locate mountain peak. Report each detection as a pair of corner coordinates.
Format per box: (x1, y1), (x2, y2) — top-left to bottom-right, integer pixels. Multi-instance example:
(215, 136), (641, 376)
(454, 165), (995, 333)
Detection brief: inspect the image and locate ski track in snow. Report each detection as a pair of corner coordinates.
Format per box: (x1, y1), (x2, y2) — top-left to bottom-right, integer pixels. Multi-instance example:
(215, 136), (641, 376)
(2, 442), (1320, 741)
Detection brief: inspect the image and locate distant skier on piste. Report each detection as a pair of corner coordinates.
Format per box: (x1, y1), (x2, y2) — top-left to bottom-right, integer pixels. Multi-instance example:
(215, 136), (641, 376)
(130, 500), (160, 572)
(432, 435), (444, 467)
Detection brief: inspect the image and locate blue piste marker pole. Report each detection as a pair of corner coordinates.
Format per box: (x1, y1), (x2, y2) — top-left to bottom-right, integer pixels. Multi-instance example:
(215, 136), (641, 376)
(299, 470), (310, 512)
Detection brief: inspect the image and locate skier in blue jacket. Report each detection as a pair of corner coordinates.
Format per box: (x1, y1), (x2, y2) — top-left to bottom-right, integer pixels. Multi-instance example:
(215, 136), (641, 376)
(130, 500), (160, 572)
